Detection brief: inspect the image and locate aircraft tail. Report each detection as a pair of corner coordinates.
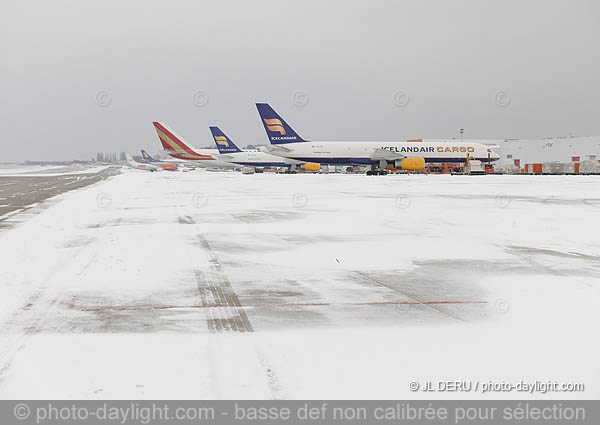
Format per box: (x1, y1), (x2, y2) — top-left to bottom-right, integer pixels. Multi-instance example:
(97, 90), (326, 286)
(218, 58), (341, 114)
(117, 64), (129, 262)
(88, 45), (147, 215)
(125, 153), (136, 165)
(152, 122), (212, 160)
(209, 127), (243, 154)
(141, 150), (155, 162)
(256, 103), (307, 144)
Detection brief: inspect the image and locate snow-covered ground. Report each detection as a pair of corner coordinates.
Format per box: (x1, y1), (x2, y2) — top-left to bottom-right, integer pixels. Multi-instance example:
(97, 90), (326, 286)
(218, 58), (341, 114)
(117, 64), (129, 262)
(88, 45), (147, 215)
(0, 163), (110, 177)
(0, 170), (599, 399)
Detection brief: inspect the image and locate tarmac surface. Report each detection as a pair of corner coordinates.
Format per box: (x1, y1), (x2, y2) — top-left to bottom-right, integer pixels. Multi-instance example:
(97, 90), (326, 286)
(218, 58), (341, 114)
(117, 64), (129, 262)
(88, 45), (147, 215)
(0, 167), (119, 230)
(0, 169), (598, 399)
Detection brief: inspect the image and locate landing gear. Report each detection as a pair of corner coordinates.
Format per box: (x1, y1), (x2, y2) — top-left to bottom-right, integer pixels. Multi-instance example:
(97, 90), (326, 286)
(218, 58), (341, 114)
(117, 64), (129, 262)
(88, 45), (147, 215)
(366, 165), (387, 176)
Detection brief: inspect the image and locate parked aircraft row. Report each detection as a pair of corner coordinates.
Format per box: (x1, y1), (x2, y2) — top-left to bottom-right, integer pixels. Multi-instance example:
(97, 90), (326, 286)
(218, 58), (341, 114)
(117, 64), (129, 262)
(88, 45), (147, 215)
(128, 104), (500, 174)
(125, 153), (163, 172)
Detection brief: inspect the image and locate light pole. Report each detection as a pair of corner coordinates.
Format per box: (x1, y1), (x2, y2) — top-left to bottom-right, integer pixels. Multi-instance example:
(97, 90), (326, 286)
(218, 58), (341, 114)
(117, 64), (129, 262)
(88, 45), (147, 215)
(460, 128), (464, 143)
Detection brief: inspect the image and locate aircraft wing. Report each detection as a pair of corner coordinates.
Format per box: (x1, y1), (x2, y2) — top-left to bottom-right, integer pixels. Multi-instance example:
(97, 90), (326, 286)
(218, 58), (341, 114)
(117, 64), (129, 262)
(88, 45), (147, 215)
(369, 148), (404, 161)
(261, 144), (292, 153)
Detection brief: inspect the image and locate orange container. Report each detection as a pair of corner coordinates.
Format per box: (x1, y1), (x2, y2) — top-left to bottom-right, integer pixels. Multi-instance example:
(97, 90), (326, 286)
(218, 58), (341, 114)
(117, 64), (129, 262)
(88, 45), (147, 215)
(524, 164), (529, 173)
(532, 163), (543, 174)
(574, 163), (580, 174)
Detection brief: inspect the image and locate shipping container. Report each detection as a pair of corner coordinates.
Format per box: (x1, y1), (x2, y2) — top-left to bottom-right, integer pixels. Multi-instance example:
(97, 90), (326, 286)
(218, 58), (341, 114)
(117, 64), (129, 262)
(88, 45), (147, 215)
(551, 162), (563, 174)
(560, 163), (575, 174)
(542, 162), (552, 174)
(580, 160), (600, 174)
(543, 162), (563, 174)
(499, 164), (520, 174)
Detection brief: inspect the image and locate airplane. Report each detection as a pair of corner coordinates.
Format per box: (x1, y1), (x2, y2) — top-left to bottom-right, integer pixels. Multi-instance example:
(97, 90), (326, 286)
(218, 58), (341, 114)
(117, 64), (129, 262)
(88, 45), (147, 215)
(152, 122), (238, 169)
(209, 126), (304, 168)
(125, 153), (162, 172)
(255, 103), (501, 175)
(140, 150), (179, 171)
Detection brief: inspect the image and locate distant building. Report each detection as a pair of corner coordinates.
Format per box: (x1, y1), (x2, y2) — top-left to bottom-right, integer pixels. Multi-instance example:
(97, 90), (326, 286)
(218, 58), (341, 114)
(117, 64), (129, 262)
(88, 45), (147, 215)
(496, 136), (600, 165)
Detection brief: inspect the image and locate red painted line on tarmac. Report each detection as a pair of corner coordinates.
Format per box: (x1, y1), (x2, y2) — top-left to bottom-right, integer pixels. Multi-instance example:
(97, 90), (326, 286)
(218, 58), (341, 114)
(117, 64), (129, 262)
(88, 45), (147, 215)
(77, 300), (488, 312)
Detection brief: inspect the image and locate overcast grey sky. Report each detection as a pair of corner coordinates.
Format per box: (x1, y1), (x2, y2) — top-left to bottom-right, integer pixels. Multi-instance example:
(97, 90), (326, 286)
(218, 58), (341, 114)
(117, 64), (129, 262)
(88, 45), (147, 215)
(1, 0), (599, 161)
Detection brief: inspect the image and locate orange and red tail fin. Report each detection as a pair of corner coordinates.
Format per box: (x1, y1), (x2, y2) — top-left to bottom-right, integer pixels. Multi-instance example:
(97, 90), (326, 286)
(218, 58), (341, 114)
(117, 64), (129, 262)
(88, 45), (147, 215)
(152, 122), (213, 160)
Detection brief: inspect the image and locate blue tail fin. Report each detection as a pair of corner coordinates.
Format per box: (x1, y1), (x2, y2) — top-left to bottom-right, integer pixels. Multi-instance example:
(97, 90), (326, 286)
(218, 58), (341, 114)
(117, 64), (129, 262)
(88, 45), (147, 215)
(141, 150), (154, 162)
(209, 127), (243, 153)
(256, 103), (307, 144)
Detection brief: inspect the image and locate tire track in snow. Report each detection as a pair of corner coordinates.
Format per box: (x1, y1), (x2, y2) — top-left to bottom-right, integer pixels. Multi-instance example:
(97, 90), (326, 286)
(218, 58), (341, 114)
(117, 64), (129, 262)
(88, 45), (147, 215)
(0, 289), (68, 384)
(194, 234), (254, 333)
(175, 204), (252, 332)
(175, 202), (281, 397)
(189, 227), (281, 398)
(256, 350), (283, 399)
(0, 209), (122, 384)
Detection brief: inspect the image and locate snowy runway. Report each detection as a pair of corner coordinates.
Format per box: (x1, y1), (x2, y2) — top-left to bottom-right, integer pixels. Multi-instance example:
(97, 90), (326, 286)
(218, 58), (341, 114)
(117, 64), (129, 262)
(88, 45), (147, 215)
(0, 167), (117, 230)
(0, 170), (599, 399)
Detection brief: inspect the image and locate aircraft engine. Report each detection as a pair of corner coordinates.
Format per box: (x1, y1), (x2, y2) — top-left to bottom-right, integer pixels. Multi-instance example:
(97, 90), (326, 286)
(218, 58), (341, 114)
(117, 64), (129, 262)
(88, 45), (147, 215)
(304, 162), (320, 172)
(395, 158), (425, 171)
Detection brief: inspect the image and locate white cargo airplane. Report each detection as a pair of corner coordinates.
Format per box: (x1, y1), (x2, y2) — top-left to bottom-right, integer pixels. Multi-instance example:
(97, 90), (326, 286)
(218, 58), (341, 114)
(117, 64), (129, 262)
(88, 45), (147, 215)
(209, 126), (304, 169)
(126, 153), (162, 172)
(256, 103), (500, 174)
